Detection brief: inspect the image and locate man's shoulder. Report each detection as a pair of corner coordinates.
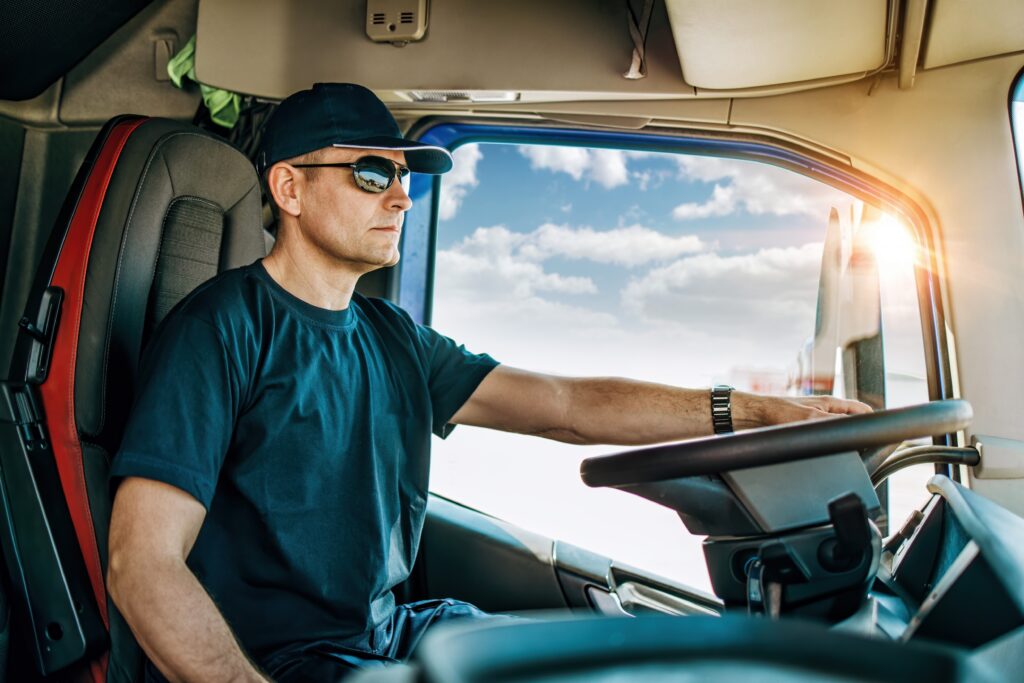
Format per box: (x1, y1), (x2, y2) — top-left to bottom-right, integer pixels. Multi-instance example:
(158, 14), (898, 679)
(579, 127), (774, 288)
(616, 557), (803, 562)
(353, 294), (429, 348)
(355, 293), (412, 321)
(158, 261), (266, 332)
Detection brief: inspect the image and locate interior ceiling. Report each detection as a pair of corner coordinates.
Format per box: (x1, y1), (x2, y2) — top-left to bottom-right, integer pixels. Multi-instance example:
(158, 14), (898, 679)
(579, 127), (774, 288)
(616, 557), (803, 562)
(0, 0), (155, 101)
(194, 0), (897, 100)
(1, 0), (1023, 120)
(194, 0), (1024, 103)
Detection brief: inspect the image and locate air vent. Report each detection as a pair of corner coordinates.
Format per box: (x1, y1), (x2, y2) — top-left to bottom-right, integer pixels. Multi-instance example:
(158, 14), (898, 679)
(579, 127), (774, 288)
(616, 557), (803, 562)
(366, 0), (428, 44)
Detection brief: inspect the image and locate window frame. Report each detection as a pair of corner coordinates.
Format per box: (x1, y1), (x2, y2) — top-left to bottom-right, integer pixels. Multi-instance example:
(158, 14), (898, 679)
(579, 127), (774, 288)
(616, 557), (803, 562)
(398, 119), (959, 474)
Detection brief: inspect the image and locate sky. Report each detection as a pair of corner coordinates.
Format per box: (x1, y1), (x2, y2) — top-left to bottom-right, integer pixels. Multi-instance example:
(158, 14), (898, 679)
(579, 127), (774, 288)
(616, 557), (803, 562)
(424, 142), (932, 591)
(432, 142), (858, 387)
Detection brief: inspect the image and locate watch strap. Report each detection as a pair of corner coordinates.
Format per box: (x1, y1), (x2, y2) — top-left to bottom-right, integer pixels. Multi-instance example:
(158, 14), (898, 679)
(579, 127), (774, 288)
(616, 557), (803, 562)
(711, 385), (734, 434)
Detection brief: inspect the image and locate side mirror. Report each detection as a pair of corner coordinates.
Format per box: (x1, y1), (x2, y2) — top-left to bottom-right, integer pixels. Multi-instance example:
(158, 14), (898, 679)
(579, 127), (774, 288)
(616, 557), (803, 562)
(798, 202), (885, 409)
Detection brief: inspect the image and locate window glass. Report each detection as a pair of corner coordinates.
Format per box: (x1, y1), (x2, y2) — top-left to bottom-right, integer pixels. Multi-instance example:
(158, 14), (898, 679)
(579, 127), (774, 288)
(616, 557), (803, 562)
(428, 142), (930, 591)
(1013, 73), (1024, 204)
(872, 215), (932, 527)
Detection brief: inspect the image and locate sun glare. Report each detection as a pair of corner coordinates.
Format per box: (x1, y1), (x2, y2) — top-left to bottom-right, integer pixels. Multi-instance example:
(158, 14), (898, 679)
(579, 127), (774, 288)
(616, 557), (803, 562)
(863, 214), (920, 271)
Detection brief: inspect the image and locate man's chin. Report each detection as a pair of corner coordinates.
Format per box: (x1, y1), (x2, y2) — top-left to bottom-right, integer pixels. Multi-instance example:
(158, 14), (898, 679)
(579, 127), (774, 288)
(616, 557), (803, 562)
(365, 251), (400, 269)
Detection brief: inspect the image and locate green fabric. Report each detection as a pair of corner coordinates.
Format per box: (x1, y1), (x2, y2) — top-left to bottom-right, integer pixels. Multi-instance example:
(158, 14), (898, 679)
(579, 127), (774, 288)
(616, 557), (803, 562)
(167, 35), (241, 128)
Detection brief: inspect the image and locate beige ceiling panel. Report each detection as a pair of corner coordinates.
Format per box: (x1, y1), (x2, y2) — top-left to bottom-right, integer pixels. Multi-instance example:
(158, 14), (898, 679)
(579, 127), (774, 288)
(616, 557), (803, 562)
(194, 0), (692, 100)
(665, 0), (888, 90)
(922, 0), (1024, 69)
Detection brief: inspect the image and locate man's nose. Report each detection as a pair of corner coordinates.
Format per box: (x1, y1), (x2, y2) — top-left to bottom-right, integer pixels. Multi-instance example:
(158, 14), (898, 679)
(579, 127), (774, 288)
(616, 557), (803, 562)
(387, 178), (413, 212)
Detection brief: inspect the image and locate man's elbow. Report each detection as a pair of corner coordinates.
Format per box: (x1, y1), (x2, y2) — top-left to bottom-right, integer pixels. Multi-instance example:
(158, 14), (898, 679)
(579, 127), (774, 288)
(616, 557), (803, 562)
(107, 543), (164, 611)
(106, 545), (134, 609)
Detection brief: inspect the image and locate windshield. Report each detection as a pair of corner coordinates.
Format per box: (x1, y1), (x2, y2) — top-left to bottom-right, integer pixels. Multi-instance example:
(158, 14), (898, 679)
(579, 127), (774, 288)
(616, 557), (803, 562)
(428, 141), (931, 591)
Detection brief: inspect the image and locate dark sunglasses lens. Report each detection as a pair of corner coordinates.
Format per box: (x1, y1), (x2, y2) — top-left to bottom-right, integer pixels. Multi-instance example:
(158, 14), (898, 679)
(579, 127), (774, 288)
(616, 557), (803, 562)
(353, 160), (395, 193)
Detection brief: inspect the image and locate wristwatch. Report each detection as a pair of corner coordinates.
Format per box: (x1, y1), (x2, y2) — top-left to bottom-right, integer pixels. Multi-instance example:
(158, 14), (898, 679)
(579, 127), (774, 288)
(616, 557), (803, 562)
(710, 384), (734, 434)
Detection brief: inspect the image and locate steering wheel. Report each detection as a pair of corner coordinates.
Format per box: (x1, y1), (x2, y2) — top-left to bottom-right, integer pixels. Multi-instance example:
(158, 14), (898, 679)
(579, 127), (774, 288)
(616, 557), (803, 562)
(580, 399), (973, 488)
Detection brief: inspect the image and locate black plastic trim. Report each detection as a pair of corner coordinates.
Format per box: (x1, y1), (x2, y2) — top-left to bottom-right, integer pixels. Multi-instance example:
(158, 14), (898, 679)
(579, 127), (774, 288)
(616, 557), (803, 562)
(0, 382), (106, 675)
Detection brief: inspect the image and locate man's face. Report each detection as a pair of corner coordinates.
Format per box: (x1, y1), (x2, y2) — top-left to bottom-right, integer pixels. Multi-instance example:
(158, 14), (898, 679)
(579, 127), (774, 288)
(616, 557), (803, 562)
(291, 147), (413, 271)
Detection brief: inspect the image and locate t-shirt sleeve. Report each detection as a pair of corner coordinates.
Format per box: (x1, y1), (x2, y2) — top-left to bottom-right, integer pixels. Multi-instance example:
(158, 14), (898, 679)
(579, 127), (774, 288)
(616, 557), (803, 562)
(416, 324), (499, 438)
(109, 313), (243, 509)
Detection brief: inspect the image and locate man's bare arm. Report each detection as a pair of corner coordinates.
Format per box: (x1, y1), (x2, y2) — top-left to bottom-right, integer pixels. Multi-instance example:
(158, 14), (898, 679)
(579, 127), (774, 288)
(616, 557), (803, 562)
(451, 366), (871, 445)
(107, 477), (269, 683)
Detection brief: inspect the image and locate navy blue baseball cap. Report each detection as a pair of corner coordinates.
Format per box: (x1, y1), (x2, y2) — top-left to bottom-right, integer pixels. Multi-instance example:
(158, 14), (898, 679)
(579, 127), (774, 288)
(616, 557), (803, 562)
(256, 83), (453, 175)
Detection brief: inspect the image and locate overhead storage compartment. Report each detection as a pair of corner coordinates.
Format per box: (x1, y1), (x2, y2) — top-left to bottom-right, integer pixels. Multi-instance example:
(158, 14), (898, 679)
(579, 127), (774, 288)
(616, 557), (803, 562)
(922, 0), (1024, 69)
(663, 0), (890, 91)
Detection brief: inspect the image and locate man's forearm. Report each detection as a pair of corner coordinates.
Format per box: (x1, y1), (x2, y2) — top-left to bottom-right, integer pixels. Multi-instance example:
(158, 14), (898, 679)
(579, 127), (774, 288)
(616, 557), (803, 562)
(554, 377), (864, 446)
(108, 555), (268, 683)
(552, 377), (737, 445)
(452, 366), (869, 445)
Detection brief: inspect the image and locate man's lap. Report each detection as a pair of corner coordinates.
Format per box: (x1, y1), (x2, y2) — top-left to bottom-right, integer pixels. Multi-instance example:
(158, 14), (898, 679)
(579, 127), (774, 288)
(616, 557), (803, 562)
(264, 598), (521, 681)
(143, 599), (519, 682)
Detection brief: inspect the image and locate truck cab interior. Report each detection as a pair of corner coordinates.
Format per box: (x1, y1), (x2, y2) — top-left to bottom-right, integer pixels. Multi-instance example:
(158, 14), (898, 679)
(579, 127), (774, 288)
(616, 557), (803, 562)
(1, 1), (1024, 681)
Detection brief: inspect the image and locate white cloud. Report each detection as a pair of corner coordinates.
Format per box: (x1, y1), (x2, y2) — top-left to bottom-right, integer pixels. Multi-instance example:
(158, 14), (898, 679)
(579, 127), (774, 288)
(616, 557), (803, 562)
(433, 231), (827, 389)
(521, 224), (704, 267)
(590, 149), (629, 188)
(519, 146), (637, 189)
(622, 243), (824, 348)
(519, 145), (590, 180)
(438, 144), (483, 221)
(673, 156), (852, 221)
(437, 226), (597, 302)
(433, 221), (706, 356)
(433, 226), (616, 366)
(672, 184), (736, 219)
(438, 247), (596, 298)
(450, 223), (706, 269)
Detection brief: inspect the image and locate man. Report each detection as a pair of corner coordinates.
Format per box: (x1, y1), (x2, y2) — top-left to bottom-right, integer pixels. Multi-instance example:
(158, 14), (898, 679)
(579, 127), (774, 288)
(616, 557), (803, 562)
(107, 83), (869, 683)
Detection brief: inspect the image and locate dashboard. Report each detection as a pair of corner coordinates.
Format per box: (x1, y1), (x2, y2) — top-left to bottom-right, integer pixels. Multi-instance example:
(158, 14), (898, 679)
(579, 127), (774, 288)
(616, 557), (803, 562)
(879, 476), (1024, 648)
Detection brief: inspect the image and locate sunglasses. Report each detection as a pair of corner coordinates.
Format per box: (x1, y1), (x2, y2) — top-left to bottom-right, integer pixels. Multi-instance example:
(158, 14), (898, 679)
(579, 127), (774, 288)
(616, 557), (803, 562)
(291, 155), (411, 193)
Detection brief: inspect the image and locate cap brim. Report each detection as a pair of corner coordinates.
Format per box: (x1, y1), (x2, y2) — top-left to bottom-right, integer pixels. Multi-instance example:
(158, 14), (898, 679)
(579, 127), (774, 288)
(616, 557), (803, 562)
(332, 137), (453, 174)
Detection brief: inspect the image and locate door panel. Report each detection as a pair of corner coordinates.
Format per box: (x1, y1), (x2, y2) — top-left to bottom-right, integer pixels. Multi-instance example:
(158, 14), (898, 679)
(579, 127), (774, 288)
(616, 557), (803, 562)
(419, 495), (722, 618)
(554, 540), (722, 617)
(419, 495), (567, 612)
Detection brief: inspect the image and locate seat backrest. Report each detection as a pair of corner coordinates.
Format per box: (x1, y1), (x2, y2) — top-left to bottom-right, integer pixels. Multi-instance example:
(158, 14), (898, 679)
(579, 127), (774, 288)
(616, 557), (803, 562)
(0, 116), (266, 682)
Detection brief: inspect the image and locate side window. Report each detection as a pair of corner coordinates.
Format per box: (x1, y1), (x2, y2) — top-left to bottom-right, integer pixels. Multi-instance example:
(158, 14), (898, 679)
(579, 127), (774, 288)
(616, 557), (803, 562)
(428, 141), (930, 591)
(1013, 71), (1024, 204)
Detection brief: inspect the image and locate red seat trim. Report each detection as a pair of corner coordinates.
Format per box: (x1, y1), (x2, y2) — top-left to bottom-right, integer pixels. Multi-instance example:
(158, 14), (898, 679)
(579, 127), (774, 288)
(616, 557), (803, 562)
(38, 117), (147, 681)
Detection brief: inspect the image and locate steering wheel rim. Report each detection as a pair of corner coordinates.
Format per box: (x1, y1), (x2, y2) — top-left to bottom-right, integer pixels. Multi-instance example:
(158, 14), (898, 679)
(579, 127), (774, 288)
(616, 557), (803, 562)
(580, 399), (972, 488)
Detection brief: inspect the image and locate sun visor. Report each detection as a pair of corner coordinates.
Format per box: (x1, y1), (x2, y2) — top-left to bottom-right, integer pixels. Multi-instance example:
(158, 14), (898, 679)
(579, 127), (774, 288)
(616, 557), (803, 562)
(663, 0), (890, 91)
(922, 0), (1024, 70)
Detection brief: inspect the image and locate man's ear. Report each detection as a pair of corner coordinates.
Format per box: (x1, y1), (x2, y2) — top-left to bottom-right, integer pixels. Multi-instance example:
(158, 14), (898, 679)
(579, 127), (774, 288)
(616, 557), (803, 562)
(266, 162), (303, 218)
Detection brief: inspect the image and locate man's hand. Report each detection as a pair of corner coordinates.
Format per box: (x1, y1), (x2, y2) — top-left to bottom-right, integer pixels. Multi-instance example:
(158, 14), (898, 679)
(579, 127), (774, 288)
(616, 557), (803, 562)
(733, 392), (873, 430)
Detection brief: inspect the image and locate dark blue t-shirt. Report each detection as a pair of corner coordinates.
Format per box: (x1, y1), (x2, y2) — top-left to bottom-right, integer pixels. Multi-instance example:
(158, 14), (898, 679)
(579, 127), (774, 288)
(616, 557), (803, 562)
(110, 260), (498, 658)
